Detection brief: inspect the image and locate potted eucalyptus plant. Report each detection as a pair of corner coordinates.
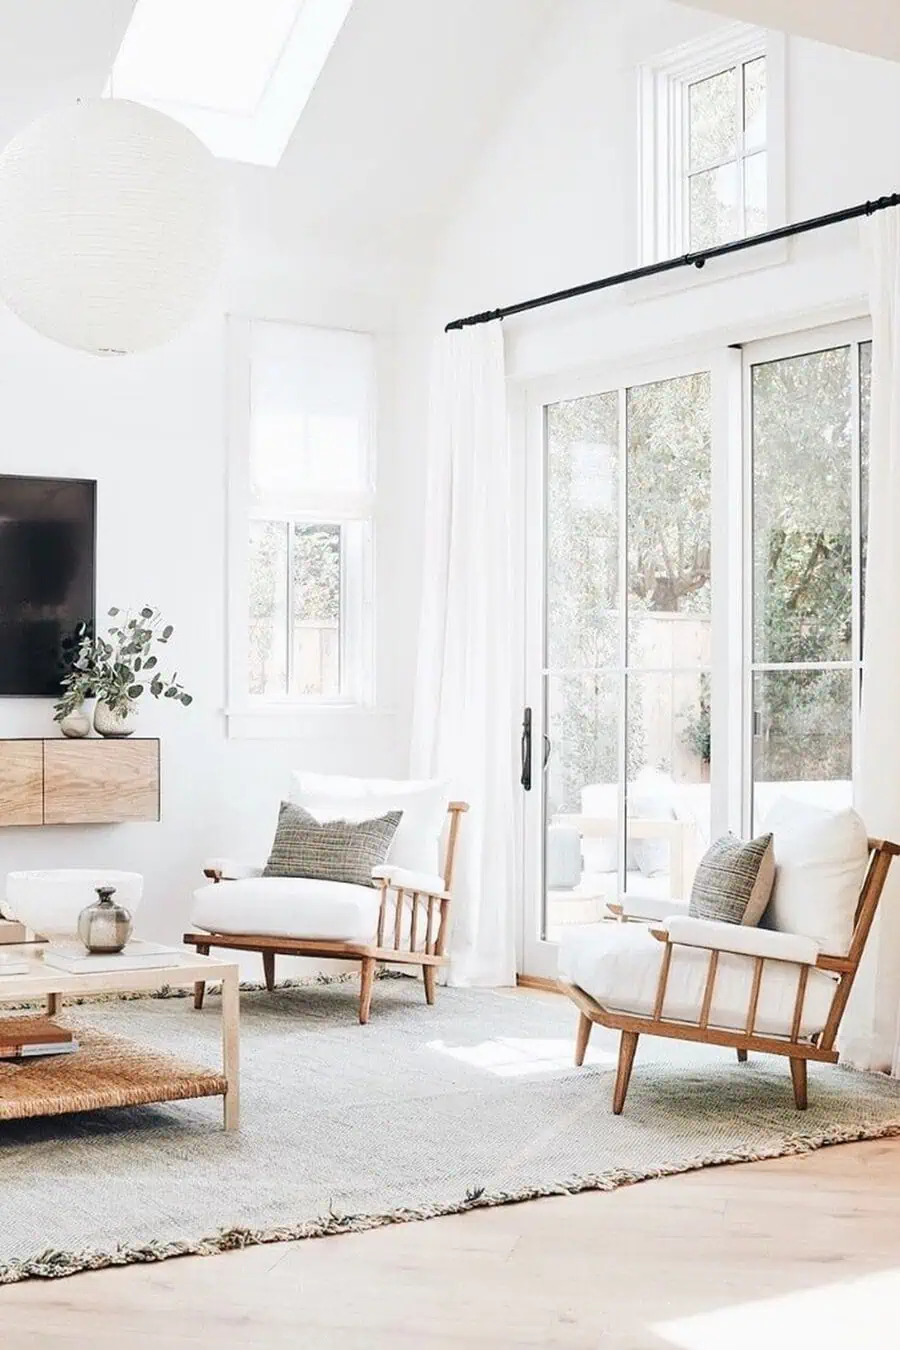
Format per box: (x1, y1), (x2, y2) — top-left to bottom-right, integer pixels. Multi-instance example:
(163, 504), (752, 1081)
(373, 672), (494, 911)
(54, 606), (192, 738)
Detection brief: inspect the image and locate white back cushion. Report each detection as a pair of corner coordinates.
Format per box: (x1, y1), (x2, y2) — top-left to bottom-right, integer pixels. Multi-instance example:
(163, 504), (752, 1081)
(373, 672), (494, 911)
(288, 773), (449, 877)
(762, 796), (868, 957)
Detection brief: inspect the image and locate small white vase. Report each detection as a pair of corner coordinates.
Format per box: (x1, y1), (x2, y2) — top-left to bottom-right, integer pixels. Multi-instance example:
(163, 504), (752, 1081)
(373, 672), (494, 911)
(59, 704), (91, 738)
(93, 700), (137, 738)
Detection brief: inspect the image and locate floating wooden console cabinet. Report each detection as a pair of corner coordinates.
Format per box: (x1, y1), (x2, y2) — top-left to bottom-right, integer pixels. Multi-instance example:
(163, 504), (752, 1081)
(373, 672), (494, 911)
(0, 739), (160, 826)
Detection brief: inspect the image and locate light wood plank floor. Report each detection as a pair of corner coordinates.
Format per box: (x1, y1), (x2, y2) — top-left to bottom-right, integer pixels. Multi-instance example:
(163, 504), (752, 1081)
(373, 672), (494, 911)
(4, 1137), (900, 1349)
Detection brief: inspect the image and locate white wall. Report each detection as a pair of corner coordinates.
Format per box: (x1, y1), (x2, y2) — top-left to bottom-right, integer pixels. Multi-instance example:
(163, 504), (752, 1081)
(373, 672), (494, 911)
(388, 2), (900, 780)
(0, 185), (425, 959)
(6, 0), (899, 962)
(417, 0), (900, 378)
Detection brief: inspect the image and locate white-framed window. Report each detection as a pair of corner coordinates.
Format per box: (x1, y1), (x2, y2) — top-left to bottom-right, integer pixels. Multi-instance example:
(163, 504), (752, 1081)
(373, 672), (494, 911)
(639, 24), (786, 264)
(227, 318), (376, 725)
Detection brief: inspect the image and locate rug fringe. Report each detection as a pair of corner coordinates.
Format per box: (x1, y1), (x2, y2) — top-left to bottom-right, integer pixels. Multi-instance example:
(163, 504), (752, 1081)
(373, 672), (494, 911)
(3, 1117), (899, 1285)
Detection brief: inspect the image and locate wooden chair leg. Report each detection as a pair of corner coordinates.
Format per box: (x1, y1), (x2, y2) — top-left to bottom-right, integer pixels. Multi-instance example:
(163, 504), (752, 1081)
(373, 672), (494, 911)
(736, 1048), (748, 1063)
(574, 1012), (593, 1067)
(612, 1030), (639, 1115)
(359, 957), (376, 1025)
(423, 964), (436, 1006)
(263, 951), (275, 992)
(194, 944), (209, 1010)
(790, 1056), (808, 1110)
(46, 993), (60, 1017)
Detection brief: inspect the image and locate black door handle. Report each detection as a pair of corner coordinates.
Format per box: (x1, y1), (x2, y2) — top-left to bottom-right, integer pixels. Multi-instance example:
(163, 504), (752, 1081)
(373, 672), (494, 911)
(543, 733), (552, 769)
(520, 707), (532, 791)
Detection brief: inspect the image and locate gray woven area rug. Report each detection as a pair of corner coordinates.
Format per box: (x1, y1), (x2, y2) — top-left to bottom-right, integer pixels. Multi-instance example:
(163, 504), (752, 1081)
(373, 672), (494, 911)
(2, 977), (900, 1285)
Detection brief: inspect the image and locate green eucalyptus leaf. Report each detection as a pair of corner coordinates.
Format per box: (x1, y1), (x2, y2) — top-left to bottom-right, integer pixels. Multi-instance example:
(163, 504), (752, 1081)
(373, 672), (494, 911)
(127, 684), (143, 700)
(162, 625), (173, 640)
(180, 693), (193, 706)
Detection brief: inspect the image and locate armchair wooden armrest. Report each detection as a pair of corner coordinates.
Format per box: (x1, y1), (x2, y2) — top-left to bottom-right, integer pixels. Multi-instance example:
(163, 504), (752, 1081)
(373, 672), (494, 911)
(371, 865), (450, 900)
(649, 916), (820, 966)
(607, 896), (691, 924)
(372, 870), (451, 959)
(202, 858), (265, 883)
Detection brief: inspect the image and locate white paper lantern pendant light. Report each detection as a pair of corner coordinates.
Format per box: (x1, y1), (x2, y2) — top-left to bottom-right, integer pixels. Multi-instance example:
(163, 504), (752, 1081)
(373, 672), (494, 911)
(0, 98), (222, 355)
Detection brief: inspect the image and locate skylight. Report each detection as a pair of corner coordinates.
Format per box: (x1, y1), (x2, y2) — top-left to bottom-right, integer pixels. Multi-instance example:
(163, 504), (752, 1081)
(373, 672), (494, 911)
(106, 0), (353, 167)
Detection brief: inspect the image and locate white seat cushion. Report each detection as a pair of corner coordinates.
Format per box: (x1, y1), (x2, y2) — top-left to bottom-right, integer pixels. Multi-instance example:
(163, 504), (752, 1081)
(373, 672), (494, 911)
(288, 773), (449, 876)
(559, 923), (837, 1040)
(191, 877), (382, 943)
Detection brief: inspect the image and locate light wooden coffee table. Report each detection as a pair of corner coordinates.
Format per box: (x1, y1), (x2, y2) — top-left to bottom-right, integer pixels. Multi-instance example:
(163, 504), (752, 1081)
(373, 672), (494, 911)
(0, 943), (240, 1130)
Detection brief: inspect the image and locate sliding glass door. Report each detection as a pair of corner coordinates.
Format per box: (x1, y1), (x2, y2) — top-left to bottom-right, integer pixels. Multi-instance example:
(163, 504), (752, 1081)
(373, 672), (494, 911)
(747, 334), (871, 830)
(521, 323), (870, 978)
(523, 357), (718, 975)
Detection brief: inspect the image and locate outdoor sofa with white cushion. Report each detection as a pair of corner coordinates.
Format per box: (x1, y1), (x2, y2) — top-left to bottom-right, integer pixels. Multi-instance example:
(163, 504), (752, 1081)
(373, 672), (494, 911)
(553, 775), (854, 903)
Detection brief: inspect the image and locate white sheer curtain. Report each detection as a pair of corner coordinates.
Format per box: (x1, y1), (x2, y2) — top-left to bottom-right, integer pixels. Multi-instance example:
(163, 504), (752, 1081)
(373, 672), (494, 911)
(842, 208), (900, 1073)
(410, 322), (519, 987)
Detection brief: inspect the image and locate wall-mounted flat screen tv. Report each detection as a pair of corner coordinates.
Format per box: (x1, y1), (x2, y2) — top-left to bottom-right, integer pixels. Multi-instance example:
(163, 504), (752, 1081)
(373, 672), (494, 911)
(0, 475), (96, 697)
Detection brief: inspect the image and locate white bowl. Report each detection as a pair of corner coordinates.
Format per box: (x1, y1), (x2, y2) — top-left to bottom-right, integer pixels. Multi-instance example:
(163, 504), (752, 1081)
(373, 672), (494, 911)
(4, 869), (143, 939)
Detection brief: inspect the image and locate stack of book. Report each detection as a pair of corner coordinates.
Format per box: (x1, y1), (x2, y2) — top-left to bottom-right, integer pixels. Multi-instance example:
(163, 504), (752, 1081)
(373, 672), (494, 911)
(42, 940), (179, 974)
(0, 951), (30, 978)
(0, 1017), (78, 1061)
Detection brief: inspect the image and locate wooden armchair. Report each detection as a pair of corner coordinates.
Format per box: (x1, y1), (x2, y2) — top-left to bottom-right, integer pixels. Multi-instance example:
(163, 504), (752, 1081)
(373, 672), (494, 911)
(562, 837), (899, 1113)
(184, 801), (468, 1024)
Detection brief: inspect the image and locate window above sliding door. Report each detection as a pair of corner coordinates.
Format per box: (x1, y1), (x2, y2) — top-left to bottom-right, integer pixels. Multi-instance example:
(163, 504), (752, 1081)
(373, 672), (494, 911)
(638, 24), (786, 266)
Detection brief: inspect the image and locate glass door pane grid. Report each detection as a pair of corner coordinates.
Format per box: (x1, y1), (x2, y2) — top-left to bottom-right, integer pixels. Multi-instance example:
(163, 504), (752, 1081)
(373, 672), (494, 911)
(746, 339), (867, 830)
(539, 370), (713, 942)
(540, 385), (626, 938)
(625, 373), (711, 905)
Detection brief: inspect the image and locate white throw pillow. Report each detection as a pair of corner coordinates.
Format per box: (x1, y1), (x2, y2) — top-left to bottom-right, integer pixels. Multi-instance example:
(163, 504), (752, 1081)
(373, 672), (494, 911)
(762, 796), (869, 957)
(288, 773), (449, 877)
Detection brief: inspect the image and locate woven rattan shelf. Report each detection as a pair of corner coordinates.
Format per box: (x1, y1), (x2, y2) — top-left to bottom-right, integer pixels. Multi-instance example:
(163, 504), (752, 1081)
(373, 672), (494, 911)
(0, 944), (240, 1129)
(0, 1018), (227, 1122)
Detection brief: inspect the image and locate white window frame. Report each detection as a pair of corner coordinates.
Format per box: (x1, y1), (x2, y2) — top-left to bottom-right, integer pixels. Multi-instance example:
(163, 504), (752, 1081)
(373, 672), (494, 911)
(638, 23), (786, 266)
(225, 316), (376, 736)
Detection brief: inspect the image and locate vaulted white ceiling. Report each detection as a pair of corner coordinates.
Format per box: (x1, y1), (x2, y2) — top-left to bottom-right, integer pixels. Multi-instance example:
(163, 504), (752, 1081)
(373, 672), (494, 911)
(252, 0), (559, 249)
(683, 0), (900, 63)
(0, 0), (558, 257)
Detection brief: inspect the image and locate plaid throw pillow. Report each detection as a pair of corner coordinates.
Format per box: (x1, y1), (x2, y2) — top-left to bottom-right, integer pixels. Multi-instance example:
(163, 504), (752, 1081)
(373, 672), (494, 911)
(689, 832), (775, 926)
(264, 803), (403, 888)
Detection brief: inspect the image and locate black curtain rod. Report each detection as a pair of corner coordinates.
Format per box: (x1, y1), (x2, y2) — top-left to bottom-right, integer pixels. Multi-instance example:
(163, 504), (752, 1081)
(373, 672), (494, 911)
(444, 191), (900, 333)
